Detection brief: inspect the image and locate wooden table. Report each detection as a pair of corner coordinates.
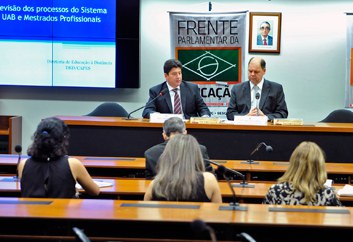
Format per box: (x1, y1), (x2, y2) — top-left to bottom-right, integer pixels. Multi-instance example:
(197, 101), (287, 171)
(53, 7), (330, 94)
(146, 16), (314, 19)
(2, 155), (353, 183)
(0, 197), (351, 241)
(1, 176), (351, 205)
(56, 115), (353, 162)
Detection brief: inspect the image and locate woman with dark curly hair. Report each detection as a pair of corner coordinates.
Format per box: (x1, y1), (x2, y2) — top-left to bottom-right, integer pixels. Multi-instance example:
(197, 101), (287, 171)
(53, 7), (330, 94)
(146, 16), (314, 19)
(18, 117), (99, 198)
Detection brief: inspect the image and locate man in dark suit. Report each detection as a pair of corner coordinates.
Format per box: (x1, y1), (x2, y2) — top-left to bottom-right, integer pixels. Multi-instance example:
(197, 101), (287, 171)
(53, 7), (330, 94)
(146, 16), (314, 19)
(144, 117), (213, 179)
(142, 59), (211, 119)
(226, 57), (288, 120)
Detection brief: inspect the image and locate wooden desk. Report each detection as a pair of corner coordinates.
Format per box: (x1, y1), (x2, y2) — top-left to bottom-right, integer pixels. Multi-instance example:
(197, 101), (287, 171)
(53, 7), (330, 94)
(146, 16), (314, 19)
(1, 176), (351, 205)
(0, 198), (351, 241)
(2, 155), (353, 183)
(0, 155), (146, 178)
(218, 160), (353, 184)
(56, 115), (353, 162)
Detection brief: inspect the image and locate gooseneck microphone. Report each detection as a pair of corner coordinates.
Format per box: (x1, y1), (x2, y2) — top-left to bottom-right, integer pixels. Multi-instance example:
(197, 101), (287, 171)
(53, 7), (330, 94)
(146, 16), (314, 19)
(72, 227), (91, 242)
(216, 165), (248, 211)
(191, 219), (217, 242)
(14, 145), (22, 180)
(241, 142), (273, 164)
(125, 88), (169, 120)
(255, 92), (260, 116)
(237, 232), (257, 242)
(208, 160), (254, 188)
(217, 165), (239, 207)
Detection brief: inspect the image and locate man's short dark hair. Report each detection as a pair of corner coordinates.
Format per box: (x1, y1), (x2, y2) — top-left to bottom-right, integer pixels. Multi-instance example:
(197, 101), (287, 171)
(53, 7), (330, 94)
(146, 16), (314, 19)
(163, 59), (183, 74)
(163, 117), (185, 137)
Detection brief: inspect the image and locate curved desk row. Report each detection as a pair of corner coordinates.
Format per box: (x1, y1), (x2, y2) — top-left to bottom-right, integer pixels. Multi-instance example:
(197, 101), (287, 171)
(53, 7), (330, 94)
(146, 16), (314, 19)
(1, 154), (353, 183)
(55, 115), (353, 163)
(1, 176), (351, 205)
(0, 197), (351, 241)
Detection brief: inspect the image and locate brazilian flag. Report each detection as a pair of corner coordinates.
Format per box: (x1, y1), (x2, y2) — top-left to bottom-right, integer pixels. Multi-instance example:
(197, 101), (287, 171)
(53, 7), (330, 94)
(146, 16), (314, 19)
(177, 48), (240, 82)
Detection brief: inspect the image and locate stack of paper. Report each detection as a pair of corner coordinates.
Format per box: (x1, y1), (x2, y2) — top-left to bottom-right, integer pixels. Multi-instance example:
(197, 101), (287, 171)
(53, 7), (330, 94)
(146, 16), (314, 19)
(324, 179), (333, 187)
(337, 184), (353, 196)
(75, 180), (113, 190)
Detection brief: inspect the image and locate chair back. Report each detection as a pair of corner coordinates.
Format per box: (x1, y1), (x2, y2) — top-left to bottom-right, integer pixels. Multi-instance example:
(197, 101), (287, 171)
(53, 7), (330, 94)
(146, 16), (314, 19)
(86, 102), (128, 117)
(320, 109), (353, 123)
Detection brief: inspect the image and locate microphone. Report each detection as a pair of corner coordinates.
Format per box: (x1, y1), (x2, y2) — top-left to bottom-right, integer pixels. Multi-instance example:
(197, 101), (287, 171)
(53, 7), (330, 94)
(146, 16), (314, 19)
(191, 219), (217, 242)
(237, 232), (257, 242)
(242, 142), (273, 164)
(255, 92), (260, 116)
(216, 165), (248, 211)
(215, 81), (229, 87)
(125, 88), (169, 120)
(72, 227), (91, 242)
(14, 145), (22, 181)
(209, 160), (254, 188)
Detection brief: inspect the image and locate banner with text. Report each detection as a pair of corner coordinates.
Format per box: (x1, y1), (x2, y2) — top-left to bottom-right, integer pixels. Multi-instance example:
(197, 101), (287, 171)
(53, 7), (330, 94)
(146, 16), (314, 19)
(169, 11), (247, 118)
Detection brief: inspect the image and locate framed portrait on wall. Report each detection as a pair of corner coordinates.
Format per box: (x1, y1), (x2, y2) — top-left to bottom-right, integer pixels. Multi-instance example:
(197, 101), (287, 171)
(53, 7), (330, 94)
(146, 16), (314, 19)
(249, 12), (282, 53)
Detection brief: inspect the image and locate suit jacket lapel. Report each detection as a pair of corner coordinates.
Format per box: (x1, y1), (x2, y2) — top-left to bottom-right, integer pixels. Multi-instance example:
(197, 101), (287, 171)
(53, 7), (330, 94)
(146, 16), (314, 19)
(180, 82), (187, 113)
(244, 82), (251, 110)
(161, 82), (173, 112)
(260, 79), (270, 109)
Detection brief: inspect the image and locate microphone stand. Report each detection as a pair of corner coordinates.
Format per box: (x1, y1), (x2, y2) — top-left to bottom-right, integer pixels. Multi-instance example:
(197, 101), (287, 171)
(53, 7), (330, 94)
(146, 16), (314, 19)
(191, 220), (217, 242)
(125, 88), (169, 120)
(241, 143), (262, 165)
(241, 142), (272, 165)
(13, 145), (22, 181)
(209, 160), (255, 188)
(218, 171), (248, 211)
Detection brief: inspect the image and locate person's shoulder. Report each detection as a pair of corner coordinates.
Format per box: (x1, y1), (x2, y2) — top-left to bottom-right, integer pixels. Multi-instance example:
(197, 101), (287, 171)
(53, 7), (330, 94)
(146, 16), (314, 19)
(199, 144), (208, 151)
(203, 171), (217, 181)
(68, 157), (83, 166)
(264, 79), (283, 87)
(232, 81), (249, 90)
(181, 81), (198, 89)
(145, 142), (166, 155)
(150, 82), (167, 91)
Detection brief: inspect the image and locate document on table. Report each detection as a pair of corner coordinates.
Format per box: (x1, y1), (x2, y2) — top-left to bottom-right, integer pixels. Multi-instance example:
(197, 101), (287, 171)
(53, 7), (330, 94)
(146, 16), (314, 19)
(75, 180), (113, 189)
(337, 184), (353, 196)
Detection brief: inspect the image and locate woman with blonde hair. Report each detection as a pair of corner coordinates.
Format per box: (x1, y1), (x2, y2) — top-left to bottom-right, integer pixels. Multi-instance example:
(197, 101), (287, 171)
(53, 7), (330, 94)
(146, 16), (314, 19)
(263, 141), (341, 206)
(144, 134), (222, 203)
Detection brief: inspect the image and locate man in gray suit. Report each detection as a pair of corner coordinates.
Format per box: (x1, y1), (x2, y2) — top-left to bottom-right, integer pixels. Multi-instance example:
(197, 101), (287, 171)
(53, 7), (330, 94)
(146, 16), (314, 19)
(142, 59), (210, 119)
(226, 57), (288, 121)
(144, 117), (213, 179)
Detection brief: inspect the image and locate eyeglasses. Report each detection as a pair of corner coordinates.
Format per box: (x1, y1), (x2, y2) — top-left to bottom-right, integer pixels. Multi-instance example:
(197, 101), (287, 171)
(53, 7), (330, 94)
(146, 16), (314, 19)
(260, 26), (270, 30)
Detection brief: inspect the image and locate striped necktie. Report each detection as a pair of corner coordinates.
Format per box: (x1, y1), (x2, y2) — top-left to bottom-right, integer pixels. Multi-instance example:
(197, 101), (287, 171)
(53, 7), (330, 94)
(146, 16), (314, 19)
(172, 88), (182, 114)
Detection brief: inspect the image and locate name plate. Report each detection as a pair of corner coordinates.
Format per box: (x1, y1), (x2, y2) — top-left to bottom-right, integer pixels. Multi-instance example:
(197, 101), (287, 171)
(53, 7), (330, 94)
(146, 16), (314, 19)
(272, 118), (304, 125)
(149, 113), (183, 123)
(233, 116), (268, 126)
(189, 117), (221, 124)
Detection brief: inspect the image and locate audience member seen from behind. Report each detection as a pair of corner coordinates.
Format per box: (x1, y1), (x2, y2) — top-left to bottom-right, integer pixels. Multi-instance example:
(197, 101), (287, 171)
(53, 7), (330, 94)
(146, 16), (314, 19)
(226, 57), (288, 121)
(18, 117), (100, 198)
(142, 59), (211, 119)
(144, 134), (222, 203)
(144, 117), (213, 179)
(263, 141), (341, 206)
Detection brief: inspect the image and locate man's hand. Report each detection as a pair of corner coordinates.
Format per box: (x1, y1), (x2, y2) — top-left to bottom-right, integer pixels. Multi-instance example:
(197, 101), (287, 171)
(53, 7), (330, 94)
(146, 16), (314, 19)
(247, 107), (264, 116)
